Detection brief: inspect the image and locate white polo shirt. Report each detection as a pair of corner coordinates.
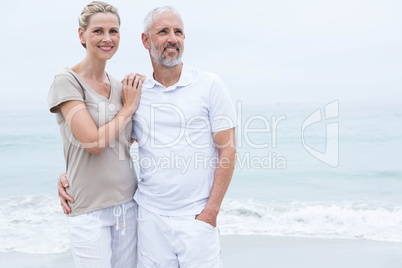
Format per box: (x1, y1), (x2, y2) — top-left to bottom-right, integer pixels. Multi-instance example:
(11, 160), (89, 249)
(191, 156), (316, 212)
(132, 64), (238, 216)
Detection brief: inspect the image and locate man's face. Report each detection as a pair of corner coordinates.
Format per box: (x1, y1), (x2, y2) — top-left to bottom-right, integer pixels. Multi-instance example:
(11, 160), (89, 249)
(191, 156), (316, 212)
(148, 12), (185, 67)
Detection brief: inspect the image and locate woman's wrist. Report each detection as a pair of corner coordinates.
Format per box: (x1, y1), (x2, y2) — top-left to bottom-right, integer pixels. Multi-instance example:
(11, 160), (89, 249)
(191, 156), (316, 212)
(120, 104), (136, 116)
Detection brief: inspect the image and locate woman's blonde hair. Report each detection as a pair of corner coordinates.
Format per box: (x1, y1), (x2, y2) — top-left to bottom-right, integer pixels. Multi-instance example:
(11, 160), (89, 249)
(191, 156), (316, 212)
(78, 1), (120, 48)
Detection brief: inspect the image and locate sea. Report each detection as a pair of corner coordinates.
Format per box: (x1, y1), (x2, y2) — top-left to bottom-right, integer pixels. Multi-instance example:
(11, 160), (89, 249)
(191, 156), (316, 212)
(1, 101), (401, 254)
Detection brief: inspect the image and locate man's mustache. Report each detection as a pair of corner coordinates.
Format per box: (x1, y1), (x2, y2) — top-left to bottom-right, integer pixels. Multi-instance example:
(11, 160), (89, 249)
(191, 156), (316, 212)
(163, 42), (181, 50)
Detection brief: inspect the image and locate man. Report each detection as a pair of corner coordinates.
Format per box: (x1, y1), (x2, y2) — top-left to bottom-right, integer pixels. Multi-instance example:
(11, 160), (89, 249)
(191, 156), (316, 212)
(59, 6), (237, 267)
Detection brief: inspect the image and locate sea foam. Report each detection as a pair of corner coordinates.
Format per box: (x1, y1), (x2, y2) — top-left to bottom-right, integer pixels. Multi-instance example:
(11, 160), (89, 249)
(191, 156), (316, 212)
(0, 195), (69, 254)
(1, 195), (401, 254)
(219, 198), (402, 242)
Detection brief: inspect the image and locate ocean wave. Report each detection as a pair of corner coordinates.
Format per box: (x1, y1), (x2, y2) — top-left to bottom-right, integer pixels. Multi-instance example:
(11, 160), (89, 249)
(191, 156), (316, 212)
(219, 199), (402, 242)
(0, 195), (69, 254)
(1, 195), (401, 254)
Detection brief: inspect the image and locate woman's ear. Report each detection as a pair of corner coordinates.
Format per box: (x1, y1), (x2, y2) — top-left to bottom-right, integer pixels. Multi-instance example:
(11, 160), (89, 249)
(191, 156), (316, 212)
(78, 27), (86, 47)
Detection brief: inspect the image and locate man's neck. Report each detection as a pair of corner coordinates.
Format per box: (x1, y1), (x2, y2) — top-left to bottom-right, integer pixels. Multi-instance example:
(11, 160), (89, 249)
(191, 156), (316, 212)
(152, 62), (183, 88)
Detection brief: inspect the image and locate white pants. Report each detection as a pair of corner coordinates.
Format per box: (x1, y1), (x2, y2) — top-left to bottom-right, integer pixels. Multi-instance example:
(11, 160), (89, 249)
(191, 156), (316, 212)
(137, 206), (223, 268)
(67, 200), (138, 268)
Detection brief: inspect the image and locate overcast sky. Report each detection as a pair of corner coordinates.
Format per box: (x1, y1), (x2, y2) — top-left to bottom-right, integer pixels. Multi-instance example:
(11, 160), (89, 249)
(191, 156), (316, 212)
(1, 0), (401, 111)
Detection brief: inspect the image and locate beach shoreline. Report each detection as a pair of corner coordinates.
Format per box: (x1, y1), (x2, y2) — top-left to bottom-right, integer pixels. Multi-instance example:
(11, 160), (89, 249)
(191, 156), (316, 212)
(2, 235), (402, 268)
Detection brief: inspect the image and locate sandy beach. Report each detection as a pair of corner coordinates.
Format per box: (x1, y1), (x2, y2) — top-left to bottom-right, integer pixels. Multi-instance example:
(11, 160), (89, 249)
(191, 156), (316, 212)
(2, 235), (402, 268)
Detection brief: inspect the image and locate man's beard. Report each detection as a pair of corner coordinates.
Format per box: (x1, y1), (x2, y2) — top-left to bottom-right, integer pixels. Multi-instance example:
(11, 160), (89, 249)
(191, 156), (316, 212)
(150, 41), (183, 68)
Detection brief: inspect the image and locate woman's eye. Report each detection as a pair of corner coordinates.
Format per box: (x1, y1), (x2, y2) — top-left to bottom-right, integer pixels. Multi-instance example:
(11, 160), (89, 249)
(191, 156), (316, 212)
(94, 30), (101, 33)
(111, 30), (118, 34)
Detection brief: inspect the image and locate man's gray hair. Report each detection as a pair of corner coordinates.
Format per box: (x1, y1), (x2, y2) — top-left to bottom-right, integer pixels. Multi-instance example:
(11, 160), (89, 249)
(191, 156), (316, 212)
(143, 6), (182, 34)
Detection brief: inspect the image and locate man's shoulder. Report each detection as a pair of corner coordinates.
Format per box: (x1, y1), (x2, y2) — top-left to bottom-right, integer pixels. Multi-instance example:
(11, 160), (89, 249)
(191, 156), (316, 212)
(185, 64), (220, 83)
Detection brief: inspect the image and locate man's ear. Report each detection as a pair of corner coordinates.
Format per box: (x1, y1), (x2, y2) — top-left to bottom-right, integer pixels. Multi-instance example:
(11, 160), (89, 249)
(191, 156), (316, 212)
(142, 33), (150, 50)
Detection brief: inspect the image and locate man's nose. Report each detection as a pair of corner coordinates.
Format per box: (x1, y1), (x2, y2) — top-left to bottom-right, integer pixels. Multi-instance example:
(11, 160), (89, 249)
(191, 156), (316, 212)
(166, 31), (177, 43)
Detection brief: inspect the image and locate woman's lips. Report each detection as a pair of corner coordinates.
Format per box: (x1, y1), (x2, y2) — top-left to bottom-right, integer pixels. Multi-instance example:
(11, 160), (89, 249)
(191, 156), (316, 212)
(99, 46), (113, 52)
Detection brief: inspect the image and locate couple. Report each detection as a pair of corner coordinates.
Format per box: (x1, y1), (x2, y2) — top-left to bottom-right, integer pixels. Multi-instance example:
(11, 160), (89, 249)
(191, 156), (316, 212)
(48, 1), (237, 267)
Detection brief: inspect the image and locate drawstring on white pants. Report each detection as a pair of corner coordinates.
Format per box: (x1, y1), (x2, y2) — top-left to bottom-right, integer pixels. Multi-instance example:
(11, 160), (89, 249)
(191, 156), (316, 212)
(121, 204), (126, 236)
(113, 203), (127, 236)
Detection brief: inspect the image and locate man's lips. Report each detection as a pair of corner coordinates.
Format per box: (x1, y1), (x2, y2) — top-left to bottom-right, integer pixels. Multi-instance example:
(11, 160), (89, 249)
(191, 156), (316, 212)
(165, 47), (178, 52)
(163, 42), (180, 53)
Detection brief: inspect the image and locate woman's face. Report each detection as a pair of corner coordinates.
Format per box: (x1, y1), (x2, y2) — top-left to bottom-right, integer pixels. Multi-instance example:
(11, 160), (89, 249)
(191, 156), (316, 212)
(79, 12), (120, 61)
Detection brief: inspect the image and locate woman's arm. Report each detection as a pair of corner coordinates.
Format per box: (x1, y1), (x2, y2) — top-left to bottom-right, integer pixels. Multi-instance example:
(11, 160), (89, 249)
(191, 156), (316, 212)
(59, 73), (142, 154)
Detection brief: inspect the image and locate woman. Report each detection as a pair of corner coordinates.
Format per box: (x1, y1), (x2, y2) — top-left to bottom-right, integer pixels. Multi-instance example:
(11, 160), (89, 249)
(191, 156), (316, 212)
(48, 2), (142, 267)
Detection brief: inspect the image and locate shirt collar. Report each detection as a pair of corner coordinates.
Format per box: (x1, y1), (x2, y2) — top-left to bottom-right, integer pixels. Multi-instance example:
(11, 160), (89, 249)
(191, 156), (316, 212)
(142, 63), (193, 91)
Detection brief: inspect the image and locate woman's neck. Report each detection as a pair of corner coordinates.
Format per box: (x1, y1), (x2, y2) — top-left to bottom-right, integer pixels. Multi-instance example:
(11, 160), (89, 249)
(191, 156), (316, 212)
(71, 55), (107, 82)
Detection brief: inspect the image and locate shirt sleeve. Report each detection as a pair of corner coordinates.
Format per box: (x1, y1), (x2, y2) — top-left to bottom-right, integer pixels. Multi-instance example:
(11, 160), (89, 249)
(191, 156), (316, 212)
(48, 72), (85, 113)
(208, 75), (239, 133)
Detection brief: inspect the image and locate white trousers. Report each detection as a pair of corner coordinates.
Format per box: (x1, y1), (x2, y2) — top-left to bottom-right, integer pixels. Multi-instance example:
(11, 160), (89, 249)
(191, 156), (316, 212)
(67, 200), (138, 268)
(137, 206), (223, 268)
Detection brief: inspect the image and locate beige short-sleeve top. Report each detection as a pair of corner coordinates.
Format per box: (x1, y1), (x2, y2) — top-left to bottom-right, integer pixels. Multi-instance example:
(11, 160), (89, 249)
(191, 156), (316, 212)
(48, 67), (137, 216)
